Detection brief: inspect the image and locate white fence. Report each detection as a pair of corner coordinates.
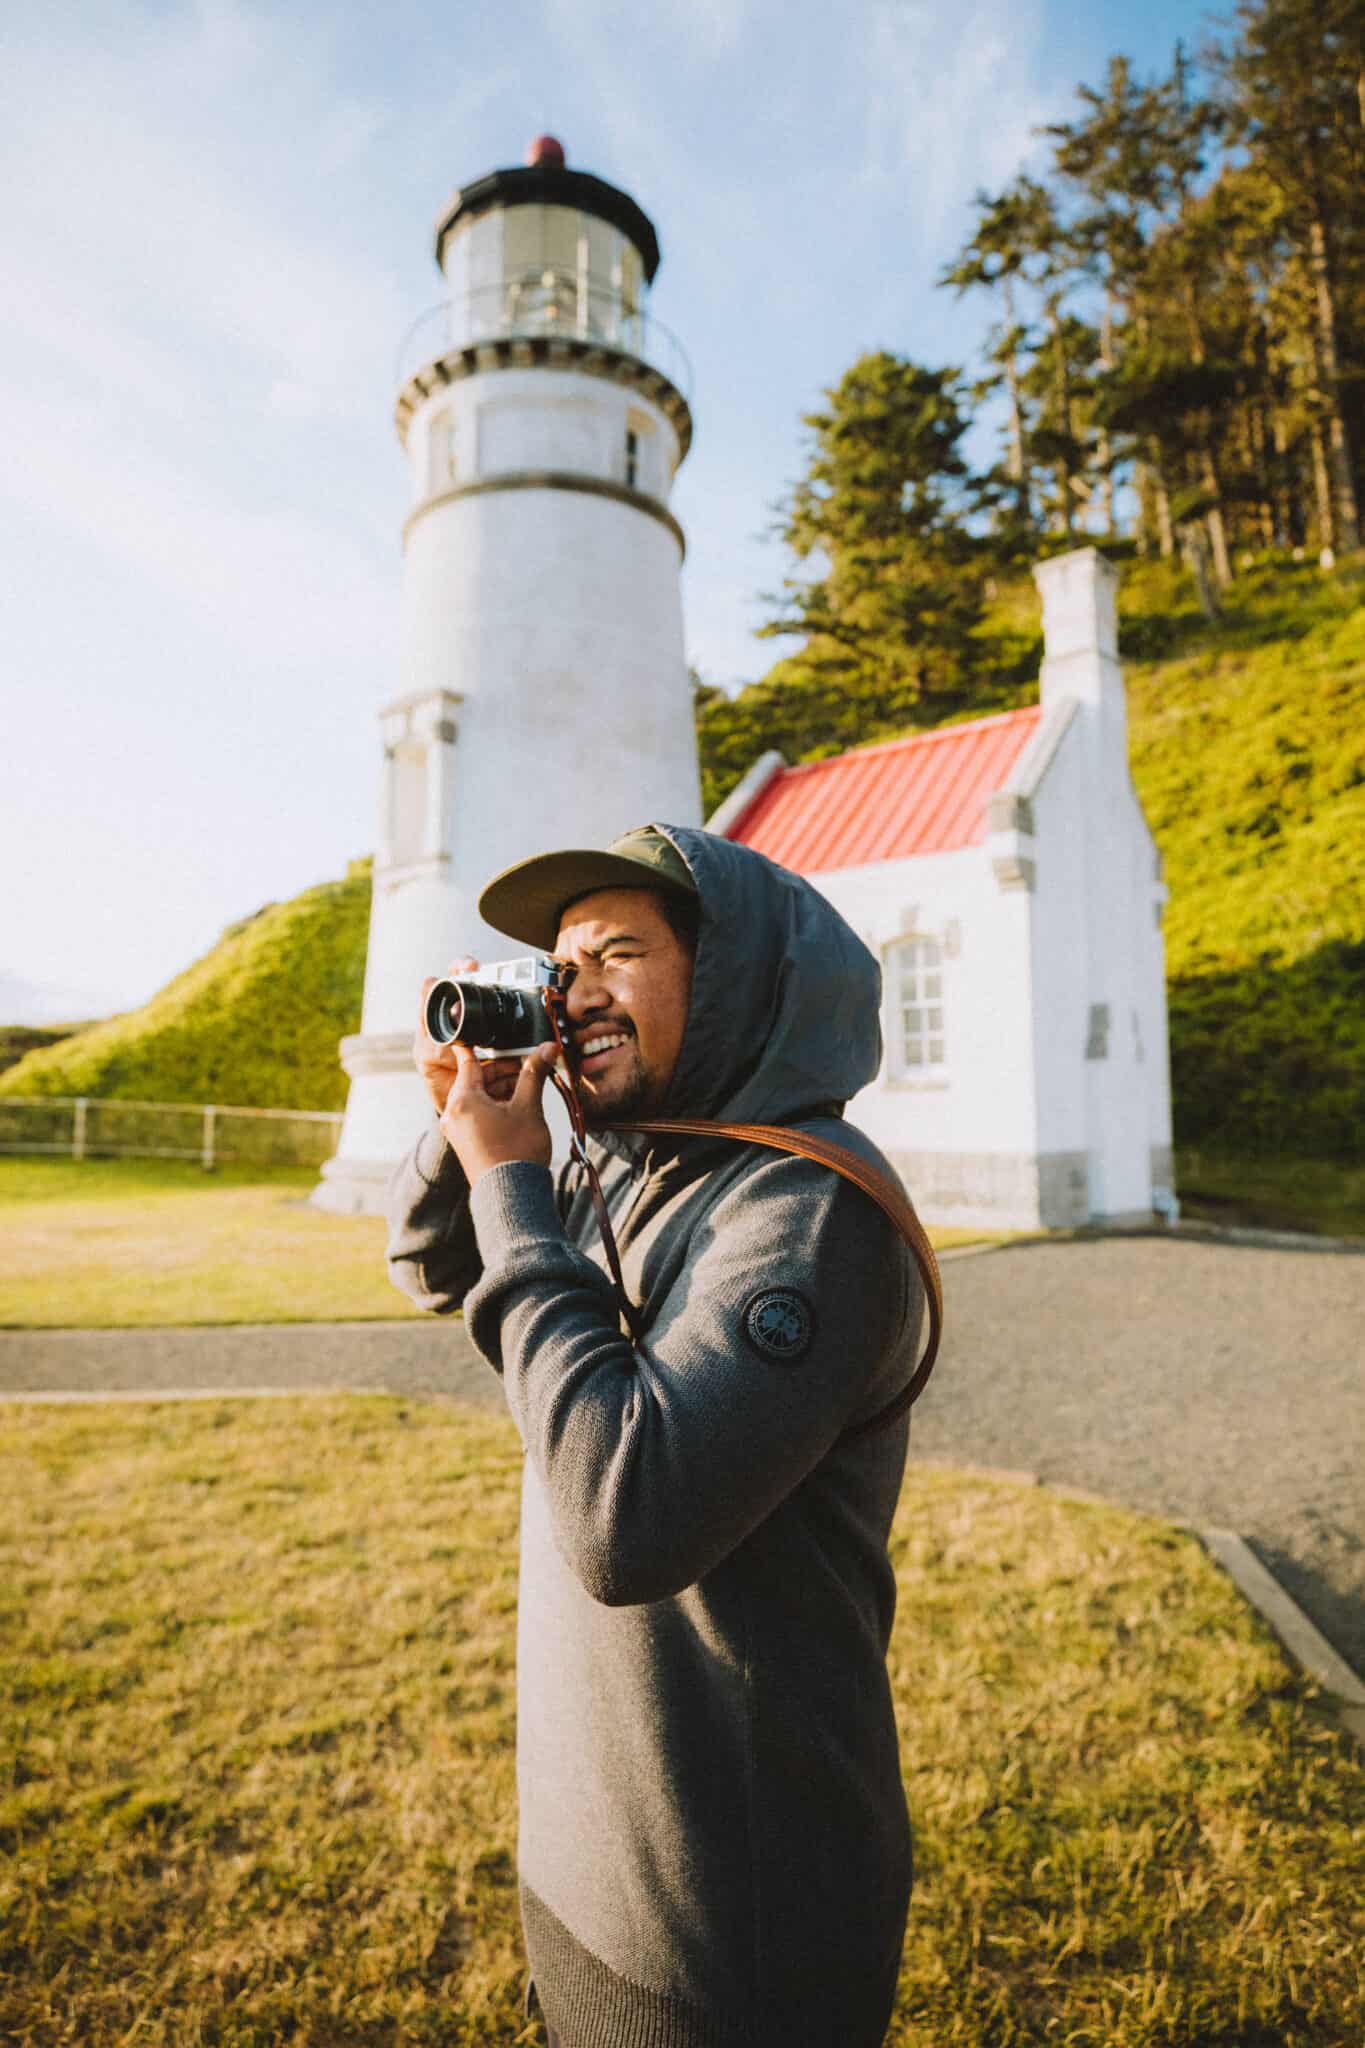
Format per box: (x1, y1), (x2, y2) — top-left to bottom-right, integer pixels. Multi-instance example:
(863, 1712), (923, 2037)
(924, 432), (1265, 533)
(0, 1096), (343, 1170)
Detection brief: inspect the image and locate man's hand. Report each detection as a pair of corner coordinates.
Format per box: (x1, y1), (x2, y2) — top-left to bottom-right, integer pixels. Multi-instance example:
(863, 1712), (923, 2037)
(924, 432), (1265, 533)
(414, 957), (522, 1115)
(439, 1041), (558, 1184)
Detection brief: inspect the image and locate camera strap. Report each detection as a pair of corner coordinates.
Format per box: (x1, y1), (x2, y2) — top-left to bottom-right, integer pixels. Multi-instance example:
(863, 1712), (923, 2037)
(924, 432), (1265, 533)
(544, 1064), (648, 1348)
(542, 986), (941, 1432)
(614, 1117), (943, 1437)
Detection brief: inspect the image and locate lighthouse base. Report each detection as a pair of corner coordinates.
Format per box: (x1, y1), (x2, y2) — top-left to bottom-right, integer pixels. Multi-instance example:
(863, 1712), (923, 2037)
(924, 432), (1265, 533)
(310, 1031), (431, 1216)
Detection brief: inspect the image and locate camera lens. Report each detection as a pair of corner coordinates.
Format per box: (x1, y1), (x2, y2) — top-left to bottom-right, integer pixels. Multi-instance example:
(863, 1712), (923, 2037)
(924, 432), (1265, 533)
(424, 981), (464, 1045)
(424, 979), (542, 1050)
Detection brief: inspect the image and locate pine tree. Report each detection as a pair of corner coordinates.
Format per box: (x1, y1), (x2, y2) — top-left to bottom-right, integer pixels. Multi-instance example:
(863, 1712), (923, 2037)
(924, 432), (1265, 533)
(758, 352), (988, 729)
(1215, 0), (1364, 552)
(940, 180), (1048, 532)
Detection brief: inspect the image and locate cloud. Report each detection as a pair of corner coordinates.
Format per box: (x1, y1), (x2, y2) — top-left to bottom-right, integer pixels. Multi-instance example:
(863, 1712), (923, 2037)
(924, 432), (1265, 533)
(860, 0), (1057, 246)
(0, 4), (406, 422)
(0, 3), (406, 667)
(540, 0), (745, 66)
(0, 971), (118, 1028)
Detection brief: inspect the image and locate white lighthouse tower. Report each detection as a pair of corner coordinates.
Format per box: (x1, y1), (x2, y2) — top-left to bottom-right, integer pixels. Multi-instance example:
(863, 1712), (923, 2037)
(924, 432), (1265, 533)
(315, 136), (701, 1213)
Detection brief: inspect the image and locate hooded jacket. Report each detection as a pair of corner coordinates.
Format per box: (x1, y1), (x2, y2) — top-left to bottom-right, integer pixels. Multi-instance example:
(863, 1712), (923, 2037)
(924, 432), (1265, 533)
(386, 826), (923, 2048)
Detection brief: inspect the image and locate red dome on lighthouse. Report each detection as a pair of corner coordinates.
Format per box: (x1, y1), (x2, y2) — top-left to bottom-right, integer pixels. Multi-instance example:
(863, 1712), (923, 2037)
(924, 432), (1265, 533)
(526, 134), (566, 168)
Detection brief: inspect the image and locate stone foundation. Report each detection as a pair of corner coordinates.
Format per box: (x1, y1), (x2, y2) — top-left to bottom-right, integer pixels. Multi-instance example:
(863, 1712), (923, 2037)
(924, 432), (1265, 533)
(887, 1148), (1096, 1231)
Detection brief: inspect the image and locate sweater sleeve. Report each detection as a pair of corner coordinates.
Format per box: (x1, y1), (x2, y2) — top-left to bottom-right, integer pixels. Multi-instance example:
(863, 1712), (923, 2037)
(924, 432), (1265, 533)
(384, 1117), (483, 1314)
(463, 1152), (920, 1606)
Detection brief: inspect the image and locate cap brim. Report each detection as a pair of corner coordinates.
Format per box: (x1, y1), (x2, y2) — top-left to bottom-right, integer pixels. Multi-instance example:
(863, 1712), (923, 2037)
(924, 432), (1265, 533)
(478, 848), (695, 952)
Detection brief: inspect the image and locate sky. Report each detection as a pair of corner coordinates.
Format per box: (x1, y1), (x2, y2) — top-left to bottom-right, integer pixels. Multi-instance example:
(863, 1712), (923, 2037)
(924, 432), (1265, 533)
(2, 0), (1212, 1024)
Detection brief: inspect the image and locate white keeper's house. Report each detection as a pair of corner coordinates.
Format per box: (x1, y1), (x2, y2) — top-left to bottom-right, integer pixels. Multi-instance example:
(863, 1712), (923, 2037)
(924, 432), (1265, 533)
(710, 547), (1177, 1233)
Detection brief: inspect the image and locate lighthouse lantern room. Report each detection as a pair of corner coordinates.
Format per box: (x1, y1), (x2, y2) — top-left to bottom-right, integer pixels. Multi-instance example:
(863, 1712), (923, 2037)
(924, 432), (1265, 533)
(315, 138), (701, 1213)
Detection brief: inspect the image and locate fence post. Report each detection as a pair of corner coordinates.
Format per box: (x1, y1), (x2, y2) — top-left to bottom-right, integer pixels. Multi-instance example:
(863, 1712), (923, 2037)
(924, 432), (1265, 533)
(202, 1105), (216, 1173)
(72, 1098), (87, 1162)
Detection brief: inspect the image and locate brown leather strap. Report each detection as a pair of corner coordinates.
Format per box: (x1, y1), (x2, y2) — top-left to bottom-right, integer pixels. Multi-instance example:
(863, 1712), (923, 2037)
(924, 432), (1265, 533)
(613, 1117), (943, 1435)
(546, 1062), (646, 1347)
(538, 983), (941, 1432)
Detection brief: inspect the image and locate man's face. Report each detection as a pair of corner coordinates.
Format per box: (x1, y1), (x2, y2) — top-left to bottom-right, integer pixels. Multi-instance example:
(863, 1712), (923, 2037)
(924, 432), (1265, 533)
(554, 887), (694, 1125)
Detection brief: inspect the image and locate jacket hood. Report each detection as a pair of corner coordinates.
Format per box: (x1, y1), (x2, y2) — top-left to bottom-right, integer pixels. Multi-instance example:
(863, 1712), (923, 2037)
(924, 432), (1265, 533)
(647, 824), (883, 1126)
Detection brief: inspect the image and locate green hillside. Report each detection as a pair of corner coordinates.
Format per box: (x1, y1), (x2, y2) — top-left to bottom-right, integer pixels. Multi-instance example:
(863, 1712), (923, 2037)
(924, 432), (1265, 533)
(2, 558), (1361, 1220)
(0, 865), (371, 1113)
(1118, 555), (1364, 1164)
(0, 1024), (88, 1078)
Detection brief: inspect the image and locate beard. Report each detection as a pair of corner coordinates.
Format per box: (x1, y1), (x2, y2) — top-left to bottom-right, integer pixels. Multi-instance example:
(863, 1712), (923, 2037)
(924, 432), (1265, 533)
(576, 1040), (659, 1126)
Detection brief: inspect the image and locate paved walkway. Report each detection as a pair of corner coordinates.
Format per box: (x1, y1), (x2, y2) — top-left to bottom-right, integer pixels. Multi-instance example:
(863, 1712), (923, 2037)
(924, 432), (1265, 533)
(3, 1236), (1362, 1677)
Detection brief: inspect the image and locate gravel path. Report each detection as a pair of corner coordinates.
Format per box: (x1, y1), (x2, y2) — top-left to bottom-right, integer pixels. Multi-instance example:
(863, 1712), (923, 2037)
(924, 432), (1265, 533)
(913, 1237), (1365, 1681)
(3, 1236), (1362, 1675)
(0, 1316), (499, 1409)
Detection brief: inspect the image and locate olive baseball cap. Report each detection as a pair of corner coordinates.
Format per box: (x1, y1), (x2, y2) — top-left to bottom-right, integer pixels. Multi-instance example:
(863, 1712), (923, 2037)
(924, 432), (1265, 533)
(478, 825), (699, 951)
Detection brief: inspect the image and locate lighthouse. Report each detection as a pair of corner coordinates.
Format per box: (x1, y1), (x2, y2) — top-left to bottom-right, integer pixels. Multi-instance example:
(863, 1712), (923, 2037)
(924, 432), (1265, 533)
(315, 137), (701, 1213)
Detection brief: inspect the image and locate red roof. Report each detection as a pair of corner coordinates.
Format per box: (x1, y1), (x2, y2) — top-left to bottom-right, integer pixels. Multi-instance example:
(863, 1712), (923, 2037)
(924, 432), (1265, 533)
(724, 706), (1042, 872)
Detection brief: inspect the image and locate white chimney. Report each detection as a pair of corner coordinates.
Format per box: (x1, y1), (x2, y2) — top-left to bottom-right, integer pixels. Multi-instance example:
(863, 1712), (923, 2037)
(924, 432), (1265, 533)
(1032, 546), (1159, 1221)
(1035, 546), (1122, 717)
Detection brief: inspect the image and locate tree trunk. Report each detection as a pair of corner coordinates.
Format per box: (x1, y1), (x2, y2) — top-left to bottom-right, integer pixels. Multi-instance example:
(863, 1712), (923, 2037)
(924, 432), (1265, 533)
(1203, 460), (1233, 586)
(1306, 209), (1361, 552)
(1154, 456), (1175, 557)
(1181, 526), (1220, 620)
(1248, 401), (1275, 548)
(1001, 277), (1030, 524)
(1097, 295), (1116, 535)
(1308, 407), (1335, 550)
(1180, 280), (1233, 585)
(1135, 459), (1156, 554)
(1270, 408), (1293, 546)
(1050, 299), (1073, 537)
(1005, 361), (1027, 494)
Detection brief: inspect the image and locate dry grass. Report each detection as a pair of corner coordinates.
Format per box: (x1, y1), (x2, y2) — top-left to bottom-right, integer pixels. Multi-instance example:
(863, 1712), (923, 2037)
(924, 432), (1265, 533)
(0, 1158), (994, 1330)
(2, 1396), (1361, 2046)
(0, 1160), (418, 1327)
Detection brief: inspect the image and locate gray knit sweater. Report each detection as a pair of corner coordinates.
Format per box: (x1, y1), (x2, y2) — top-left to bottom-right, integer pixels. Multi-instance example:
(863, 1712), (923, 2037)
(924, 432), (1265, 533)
(387, 826), (922, 2048)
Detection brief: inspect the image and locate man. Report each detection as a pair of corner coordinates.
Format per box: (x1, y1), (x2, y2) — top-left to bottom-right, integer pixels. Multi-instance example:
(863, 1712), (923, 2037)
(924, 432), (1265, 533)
(387, 823), (923, 2048)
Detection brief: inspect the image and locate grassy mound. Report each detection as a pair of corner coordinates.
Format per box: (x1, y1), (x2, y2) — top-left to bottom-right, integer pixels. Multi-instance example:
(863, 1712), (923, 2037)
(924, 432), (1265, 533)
(0, 1026), (88, 1078)
(1119, 554), (1365, 1163)
(0, 865), (370, 1113)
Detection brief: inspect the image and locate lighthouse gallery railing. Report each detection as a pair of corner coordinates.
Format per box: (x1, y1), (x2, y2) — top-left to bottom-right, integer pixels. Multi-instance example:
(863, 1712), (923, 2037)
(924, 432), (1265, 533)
(396, 271), (692, 400)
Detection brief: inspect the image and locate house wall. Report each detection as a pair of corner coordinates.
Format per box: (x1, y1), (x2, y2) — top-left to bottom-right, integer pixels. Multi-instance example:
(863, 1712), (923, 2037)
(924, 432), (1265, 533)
(1031, 551), (1165, 1224)
(719, 548), (1177, 1233)
(1136, 802), (1176, 1212)
(809, 847), (1048, 1231)
(1020, 715), (1093, 1225)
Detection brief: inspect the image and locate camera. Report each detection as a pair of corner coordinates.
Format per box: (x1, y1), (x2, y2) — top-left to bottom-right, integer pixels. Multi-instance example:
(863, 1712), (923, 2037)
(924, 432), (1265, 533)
(424, 956), (569, 1057)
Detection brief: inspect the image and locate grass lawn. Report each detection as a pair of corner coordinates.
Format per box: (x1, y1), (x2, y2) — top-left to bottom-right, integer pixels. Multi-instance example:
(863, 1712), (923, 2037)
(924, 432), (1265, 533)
(0, 1158), (994, 1330)
(0, 1158), (418, 1328)
(1176, 1148), (1365, 1240)
(2, 1397), (1361, 2047)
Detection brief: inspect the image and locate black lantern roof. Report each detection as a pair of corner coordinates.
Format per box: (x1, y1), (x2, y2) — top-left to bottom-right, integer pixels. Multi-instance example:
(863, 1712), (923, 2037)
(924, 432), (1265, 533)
(434, 162), (662, 283)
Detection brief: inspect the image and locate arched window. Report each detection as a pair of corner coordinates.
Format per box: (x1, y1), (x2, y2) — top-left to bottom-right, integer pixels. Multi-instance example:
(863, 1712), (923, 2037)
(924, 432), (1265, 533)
(624, 409), (655, 491)
(427, 407), (457, 495)
(885, 935), (948, 1076)
(388, 741), (428, 868)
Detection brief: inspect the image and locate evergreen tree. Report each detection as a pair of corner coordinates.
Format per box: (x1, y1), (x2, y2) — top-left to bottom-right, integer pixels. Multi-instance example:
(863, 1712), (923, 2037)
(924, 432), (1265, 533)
(940, 180), (1049, 533)
(1214, 0), (1364, 552)
(758, 352), (988, 730)
(1048, 49), (1234, 578)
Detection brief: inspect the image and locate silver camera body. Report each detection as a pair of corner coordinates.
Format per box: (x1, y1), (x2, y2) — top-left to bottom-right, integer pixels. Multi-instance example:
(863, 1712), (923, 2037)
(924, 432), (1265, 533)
(423, 956), (567, 1057)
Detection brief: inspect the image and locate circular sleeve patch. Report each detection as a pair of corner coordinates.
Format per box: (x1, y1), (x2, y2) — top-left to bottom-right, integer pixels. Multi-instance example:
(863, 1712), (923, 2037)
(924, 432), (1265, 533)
(742, 1288), (815, 1364)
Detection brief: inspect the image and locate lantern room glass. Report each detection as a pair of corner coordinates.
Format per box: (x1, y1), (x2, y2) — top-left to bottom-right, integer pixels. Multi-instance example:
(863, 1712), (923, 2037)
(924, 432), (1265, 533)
(447, 205), (647, 355)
